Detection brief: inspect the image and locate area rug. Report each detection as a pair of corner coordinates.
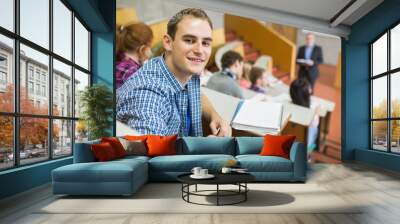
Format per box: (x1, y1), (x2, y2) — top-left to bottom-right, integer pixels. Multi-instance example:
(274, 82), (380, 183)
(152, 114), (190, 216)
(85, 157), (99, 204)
(38, 183), (361, 214)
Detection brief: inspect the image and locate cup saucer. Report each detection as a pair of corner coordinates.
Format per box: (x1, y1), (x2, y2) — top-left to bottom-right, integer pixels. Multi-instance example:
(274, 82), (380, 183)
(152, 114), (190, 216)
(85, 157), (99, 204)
(190, 174), (215, 179)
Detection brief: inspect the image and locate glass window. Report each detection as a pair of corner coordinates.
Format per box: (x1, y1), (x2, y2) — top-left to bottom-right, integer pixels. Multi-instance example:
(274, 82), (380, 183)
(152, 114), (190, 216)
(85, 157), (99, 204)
(28, 67), (34, 80)
(28, 81), (34, 94)
(371, 23), (400, 154)
(0, 116), (14, 170)
(20, 0), (49, 49)
(74, 18), (89, 70)
(0, 0), (91, 170)
(35, 70), (41, 80)
(391, 120), (400, 153)
(19, 117), (49, 165)
(53, 59), (71, 116)
(391, 72), (400, 118)
(391, 24), (400, 70)
(53, 89), (60, 103)
(20, 44), (49, 115)
(42, 85), (46, 96)
(0, 71), (7, 83)
(53, 0), (72, 60)
(75, 120), (88, 143)
(372, 34), (387, 76)
(53, 119), (72, 158)
(372, 121), (388, 151)
(36, 83), (40, 95)
(74, 69), (89, 118)
(0, 0), (14, 31)
(0, 34), (14, 113)
(0, 54), (7, 67)
(372, 77), (387, 119)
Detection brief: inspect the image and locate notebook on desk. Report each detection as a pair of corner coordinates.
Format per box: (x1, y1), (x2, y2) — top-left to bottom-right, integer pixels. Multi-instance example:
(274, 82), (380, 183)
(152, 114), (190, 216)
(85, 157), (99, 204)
(231, 100), (285, 134)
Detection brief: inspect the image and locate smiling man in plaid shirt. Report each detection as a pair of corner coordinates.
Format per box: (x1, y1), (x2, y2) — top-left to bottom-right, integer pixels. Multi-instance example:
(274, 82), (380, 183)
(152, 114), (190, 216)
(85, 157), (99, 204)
(117, 8), (231, 137)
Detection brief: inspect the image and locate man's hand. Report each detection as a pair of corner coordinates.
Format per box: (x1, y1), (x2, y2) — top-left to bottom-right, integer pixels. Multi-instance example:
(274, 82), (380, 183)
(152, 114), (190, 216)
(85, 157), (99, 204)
(209, 117), (232, 137)
(306, 59), (314, 66)
(201, 93), (232, 137)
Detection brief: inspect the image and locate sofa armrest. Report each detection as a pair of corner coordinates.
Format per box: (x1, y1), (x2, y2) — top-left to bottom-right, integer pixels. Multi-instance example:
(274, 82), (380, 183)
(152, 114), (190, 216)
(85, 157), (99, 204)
(289, 141), (307, 181)
(73, 140), (100, 163)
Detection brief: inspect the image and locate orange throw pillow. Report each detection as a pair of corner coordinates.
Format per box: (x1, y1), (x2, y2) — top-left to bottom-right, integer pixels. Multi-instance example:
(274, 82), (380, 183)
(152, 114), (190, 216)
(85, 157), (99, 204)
(91, 142), (117, 161)
(101, 137), (126, 158)
(146, 135), (177, 157)
(260, 134), (296, 159)
(124, 135), (148, 141)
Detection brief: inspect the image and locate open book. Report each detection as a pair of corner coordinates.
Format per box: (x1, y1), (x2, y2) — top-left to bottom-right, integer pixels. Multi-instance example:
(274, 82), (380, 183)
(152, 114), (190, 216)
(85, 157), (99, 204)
(296, 59), (313, 65)
(231, 100), (287, 135)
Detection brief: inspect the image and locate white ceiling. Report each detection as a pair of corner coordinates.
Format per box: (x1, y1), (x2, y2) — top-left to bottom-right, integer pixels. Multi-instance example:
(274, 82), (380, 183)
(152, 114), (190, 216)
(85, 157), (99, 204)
(119, 0), (384, 37)
(170, 0), (384, 37)
(227, 0), (352, 23)
(226, 0), (385, 26)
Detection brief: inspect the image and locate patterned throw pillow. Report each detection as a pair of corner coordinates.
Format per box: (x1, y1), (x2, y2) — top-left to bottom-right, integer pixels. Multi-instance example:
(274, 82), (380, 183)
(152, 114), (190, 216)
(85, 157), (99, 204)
(118, 137), (147, 156)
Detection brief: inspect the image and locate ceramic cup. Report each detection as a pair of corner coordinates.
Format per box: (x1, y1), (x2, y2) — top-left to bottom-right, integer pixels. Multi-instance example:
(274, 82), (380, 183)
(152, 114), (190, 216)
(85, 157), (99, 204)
(221, 167), (232, 174)
(200, 169), (208, 176)
(191, 167), (202, 176)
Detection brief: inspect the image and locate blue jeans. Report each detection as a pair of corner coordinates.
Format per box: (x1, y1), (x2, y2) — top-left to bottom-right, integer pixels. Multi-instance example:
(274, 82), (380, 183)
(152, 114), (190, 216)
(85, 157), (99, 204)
(307, 126), (318, 152)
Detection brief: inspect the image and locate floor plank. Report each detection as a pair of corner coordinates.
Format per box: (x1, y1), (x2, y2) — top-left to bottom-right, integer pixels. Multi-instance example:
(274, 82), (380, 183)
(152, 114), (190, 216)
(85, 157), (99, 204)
(1, 163), (400, 224)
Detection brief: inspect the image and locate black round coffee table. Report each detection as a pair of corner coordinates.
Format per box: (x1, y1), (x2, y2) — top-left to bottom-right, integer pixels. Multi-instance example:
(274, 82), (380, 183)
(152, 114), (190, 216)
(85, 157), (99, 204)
(177, 173), (255, 206)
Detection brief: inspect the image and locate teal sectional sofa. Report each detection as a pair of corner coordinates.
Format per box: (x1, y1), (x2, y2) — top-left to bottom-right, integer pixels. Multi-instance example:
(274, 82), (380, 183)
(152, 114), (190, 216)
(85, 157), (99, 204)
(52, 137), (306, 196)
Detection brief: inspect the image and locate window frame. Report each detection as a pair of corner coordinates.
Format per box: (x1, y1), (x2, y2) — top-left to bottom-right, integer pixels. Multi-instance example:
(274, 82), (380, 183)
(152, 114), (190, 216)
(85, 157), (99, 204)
(370, 20), (400, 154)
(0, 0), (92, 171)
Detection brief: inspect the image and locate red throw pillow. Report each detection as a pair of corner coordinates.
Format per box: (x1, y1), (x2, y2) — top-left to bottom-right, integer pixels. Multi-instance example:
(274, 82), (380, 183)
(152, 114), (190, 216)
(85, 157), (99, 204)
(146, 135), (177, 157)
(91, 142), (117, 161)
(260, 134), (296, 159)
(124, 135), (148, 141)
(101, 137), (126, 158)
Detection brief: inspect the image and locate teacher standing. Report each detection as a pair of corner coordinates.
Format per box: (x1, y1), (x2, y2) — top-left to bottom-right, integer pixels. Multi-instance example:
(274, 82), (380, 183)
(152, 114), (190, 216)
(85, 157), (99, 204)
(296, 33), (323, 89)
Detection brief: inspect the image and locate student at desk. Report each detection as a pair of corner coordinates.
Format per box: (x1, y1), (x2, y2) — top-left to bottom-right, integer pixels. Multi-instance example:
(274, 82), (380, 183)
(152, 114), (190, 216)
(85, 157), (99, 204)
(249, 67), (268, 93)
(116, 22), (153, 89)
(206, 51), (244, 99)
(239, 62), (252, 89)
(289, 77), (319, 153)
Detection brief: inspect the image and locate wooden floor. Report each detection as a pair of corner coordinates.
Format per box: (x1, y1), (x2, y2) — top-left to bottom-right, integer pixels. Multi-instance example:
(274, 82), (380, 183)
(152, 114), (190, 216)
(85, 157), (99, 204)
(1, 163), (400, 224)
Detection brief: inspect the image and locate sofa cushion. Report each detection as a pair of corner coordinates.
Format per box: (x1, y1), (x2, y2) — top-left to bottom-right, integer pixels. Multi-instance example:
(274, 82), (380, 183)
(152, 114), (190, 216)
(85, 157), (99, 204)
(235, 137), (264, 155)
(101, 137), (127, 158)
(148, 154), (235, 172)
(115, 155), (150, 164)
(118, 138), (147, 156)
(124, 135), (148, 141)
(179, 137), (235, 155)
(236, 155), (293, 172)
(147, 135), (177, 157)
(91, 142), (118, 161)
(52, 158), (147, 183)
(260, 134), (296, 159)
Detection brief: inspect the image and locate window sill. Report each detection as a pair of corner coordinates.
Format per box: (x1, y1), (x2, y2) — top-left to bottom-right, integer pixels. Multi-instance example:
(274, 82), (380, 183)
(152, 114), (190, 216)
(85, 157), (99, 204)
(0, 156), (72, 176)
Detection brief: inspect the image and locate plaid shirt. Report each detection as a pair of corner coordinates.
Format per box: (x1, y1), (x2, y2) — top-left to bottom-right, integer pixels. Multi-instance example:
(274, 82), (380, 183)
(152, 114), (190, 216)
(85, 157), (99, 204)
(115, 54), (141, 89)
(117, 56), (203, 136)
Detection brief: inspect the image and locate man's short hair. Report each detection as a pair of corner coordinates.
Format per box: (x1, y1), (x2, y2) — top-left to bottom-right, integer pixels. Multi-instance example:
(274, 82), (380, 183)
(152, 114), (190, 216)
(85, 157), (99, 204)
(306, 32), (315, 38)
(167, 8), (213, 40)
(221, 51), (243, 69)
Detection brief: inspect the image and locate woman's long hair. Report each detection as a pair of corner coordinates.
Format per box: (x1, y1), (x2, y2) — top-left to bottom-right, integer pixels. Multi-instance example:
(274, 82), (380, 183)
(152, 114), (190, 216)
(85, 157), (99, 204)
(289, 77), (311, 108)
(116, 22), (153, 61)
